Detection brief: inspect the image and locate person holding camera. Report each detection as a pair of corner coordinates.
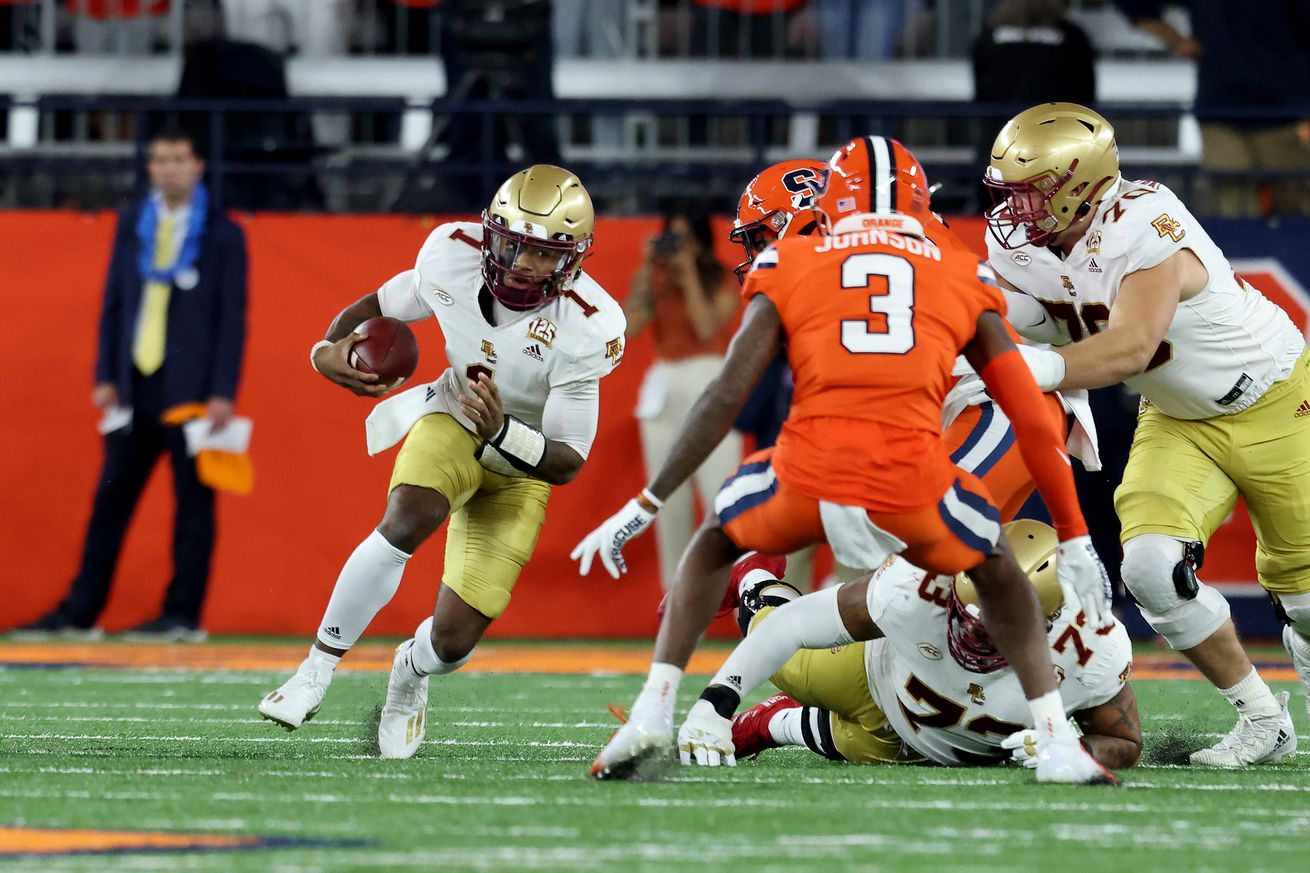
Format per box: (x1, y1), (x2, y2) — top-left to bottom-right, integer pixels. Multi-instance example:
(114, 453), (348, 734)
(624, 206), (741, 590)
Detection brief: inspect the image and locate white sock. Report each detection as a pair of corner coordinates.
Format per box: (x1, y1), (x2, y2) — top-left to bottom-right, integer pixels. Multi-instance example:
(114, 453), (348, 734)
(408, 616), (471, 676)
(305, 646), (340, 677)
(1028, 690), (1077, 743)
(632, 662), (683, 721)
(315, 530), (411, 651)
(1220, 667), (1280, 719)
(768, 706), (842, 759)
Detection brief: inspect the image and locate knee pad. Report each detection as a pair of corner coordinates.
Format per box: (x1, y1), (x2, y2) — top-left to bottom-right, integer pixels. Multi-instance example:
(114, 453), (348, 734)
(1277, 591), (1310, 637)
(1122, 535), (1230, 650)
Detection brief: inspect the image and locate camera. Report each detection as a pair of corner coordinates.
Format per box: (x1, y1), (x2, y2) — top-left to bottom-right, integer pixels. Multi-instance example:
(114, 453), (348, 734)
(653, 232), (682, 257)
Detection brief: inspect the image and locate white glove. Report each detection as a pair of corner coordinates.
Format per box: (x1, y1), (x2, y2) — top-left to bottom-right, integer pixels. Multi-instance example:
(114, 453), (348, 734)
(677, 699), (736, 767)
(1001, 728), (1041, 769)
(1057, 535), (1114, 630)
(570, 493), (659, 579)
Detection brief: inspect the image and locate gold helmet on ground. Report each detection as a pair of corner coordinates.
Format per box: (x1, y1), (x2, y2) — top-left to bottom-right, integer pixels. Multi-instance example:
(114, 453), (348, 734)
(482, 164), (595, 311)
(983, 102), (1119, 249)
(948, 520), (1063, 673)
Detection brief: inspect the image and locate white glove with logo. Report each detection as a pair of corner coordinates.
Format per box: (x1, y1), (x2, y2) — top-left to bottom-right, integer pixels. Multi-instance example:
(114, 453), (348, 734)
(677, 699), (736, 767)
(1001, 729), (1041, 769)
(1057, 535), (1114, 629)
(570, 492), (660, 579)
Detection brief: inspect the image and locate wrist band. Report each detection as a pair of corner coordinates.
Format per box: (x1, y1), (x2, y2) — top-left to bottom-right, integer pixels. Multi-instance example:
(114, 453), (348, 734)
(637, 488), (663, 513)
(491, 415), (547, 468)
(309, 340), (334, 374)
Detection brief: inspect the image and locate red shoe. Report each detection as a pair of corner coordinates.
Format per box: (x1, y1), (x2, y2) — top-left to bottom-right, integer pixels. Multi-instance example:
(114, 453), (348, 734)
(731, 693), (801, 760)
(655, 551), (789, 621)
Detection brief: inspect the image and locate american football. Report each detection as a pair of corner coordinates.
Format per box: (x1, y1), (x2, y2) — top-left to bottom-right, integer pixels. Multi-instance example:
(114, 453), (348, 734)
(6, 3), (1310, 872)
(348, 316), (419, 385)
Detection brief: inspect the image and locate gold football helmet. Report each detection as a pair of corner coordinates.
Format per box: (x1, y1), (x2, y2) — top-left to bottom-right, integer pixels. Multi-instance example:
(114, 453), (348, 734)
(983, 102), (1119, 249)
(948, 520), (1063, 673)
(482, 164), (595, 310)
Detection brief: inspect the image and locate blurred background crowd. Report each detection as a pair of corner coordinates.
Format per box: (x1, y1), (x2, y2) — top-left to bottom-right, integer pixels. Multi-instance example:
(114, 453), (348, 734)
(1, 0), (1307, 217)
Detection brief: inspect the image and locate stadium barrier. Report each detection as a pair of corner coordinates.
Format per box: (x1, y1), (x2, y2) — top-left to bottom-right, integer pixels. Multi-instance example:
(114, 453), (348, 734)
(4, 211), (1308, 639)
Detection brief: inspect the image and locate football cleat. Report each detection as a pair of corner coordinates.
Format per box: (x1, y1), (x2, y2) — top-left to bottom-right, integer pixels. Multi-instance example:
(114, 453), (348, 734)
(1190, 691), (1296, 767)
(258, 658), (330, 731)
(1035, 736), (1117, 785)
(730, 693), (800, 760)
(655, 551), (789, 622)
(378, 639), (430, 760)
(1283, 625), (1310, 721)
(590, 703), (675, 780)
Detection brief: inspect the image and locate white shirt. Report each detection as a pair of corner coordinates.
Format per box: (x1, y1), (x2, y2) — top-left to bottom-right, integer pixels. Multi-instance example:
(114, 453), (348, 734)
(376, 221), (626, 459)
(864, 558), (1132, 766)
(988, 178), (1305, 420)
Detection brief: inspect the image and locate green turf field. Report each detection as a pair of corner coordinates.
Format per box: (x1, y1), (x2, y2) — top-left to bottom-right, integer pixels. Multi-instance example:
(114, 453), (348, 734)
(2, 657), (1308, 873)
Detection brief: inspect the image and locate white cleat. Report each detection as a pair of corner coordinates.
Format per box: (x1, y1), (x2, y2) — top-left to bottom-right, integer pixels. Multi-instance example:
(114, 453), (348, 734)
(259, 658), (330, 731)
(589, 705), (675, 780)
(1283, 625), (1310, 722)
(377, 640), (429, 760)
(1035, 736), (1117, 785)
(1190, 691), (1296, 767)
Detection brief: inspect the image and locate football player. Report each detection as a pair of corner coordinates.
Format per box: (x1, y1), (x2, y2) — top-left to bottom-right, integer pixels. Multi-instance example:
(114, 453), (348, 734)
(259, 165), (626, 759)
(575, 136), (1114, 784)
(983, 103), (1301, 766)
(728, 521), (1141, 772)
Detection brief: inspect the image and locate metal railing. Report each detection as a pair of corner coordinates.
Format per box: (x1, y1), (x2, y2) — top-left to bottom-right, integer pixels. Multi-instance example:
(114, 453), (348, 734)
(0, 0), (1175, 61)
(6, 94), (1305, 217)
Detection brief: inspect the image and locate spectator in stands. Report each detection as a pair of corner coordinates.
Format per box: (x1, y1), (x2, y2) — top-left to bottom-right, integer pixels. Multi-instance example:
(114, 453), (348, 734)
(222, 0), (350, 57)
(816, 0), (919, 60)
(66, 0), (167, 54)
(1117, 0), (1310, 216)
(625, 204), (741, 590)
(971, 0), (1095, 210)
(691, 0), (807, 59)
(438, 0), (559, 211)
(15, 125), (248, 641)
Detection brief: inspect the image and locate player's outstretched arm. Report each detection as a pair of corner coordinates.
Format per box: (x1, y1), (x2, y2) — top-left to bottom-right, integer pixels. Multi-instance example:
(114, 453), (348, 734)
(1073, 683), (1143, 769)
(571, 294), (783, 578)
(965, 311), (1113, 628)
(310, 292), (389, 397)
(1051, 255), (1184, 390)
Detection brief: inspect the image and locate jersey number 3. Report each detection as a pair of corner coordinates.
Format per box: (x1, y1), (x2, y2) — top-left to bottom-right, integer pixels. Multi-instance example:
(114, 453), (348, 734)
(841, 253), (916, 355)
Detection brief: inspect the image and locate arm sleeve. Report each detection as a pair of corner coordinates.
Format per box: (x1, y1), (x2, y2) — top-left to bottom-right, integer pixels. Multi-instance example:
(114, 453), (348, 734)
(1077, 623), (1133, 709)
(377, 269), (430, 323)
(980, 349), (1088, 540)
(208, 222), (249, 401)
(540, 378), (600, 460)
(94, 211), (132, 385)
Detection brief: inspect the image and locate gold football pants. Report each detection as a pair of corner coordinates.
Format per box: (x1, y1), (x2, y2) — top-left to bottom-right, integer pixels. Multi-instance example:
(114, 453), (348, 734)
(391, 413), (551, 618)
(1116, 351), (1310, 596)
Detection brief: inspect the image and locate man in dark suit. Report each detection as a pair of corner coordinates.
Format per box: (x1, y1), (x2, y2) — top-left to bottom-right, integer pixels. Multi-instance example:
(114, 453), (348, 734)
(17, 125), (248, 641)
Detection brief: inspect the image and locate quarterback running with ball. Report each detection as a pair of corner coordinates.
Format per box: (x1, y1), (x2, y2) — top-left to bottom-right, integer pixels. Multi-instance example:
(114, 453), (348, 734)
(259, 165), (625, 758)
(983, 103), (1303, 766)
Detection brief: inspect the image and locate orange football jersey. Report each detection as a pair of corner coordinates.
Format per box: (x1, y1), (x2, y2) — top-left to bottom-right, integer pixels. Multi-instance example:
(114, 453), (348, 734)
(743, 219), (1006, 512)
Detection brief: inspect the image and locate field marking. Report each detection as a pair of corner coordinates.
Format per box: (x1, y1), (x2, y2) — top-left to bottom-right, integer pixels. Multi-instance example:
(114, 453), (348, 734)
(0, 640), (1295, 680)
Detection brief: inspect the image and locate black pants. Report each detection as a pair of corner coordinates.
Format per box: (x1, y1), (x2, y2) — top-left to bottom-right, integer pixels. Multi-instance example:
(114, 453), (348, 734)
(60, 374), (216, 626)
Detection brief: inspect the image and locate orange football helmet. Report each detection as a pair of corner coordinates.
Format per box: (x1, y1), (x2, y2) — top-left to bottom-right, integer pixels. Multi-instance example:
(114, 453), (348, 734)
(729, 159), (826, 282)
(811, 136), (933, 232)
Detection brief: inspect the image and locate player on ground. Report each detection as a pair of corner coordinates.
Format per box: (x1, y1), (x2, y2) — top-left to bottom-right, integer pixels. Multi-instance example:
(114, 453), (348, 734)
(575, 136), (1114, 784)
(983, 103), (1301, 766)
(727, 521), (1141, 771)
(258, 166), (626, 759)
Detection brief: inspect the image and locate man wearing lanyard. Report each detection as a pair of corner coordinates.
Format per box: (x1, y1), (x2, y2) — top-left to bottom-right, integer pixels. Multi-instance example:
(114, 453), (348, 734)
(16, 125), (249, 641)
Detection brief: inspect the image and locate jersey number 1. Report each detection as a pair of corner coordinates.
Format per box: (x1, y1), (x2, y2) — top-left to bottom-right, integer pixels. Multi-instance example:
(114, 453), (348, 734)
(840, 253), (916, 355)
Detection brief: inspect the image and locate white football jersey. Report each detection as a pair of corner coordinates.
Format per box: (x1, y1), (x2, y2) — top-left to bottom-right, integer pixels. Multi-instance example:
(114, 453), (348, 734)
(865, 559), (1132, 766)
(376, 221), (626, 452)
(988, 178), (1304, 420)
